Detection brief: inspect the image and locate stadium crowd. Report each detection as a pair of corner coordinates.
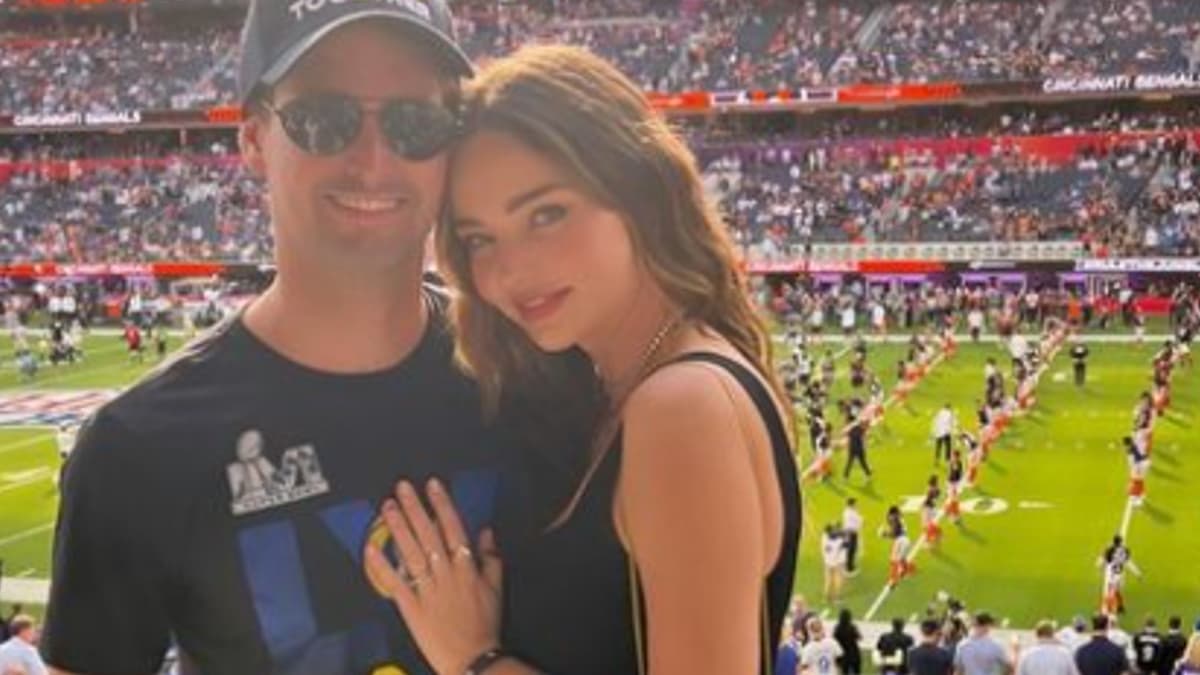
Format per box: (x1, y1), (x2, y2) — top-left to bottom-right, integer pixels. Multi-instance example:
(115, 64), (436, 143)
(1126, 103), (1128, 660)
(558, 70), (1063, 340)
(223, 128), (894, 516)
(4, 128), (1200, 262)
(778, 596), (1200, 675)
(713, 134), (1200, 257)
(2, 0), (1200, 114)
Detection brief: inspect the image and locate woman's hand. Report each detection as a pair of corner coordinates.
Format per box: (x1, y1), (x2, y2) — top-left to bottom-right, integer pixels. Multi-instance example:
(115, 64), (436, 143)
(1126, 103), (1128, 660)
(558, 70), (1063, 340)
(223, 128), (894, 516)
(364, 478), (503, 675)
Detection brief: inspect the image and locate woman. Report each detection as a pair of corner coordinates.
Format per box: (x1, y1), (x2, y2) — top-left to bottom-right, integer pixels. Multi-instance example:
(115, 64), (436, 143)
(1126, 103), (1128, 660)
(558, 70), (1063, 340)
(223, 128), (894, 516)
(832, 609), (863, 675)
(363, 44), (801, 674)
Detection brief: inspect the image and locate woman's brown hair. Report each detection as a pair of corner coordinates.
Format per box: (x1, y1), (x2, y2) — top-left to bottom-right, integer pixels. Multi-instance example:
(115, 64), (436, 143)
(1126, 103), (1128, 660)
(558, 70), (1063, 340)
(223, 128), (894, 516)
(435, 45), (786, 490)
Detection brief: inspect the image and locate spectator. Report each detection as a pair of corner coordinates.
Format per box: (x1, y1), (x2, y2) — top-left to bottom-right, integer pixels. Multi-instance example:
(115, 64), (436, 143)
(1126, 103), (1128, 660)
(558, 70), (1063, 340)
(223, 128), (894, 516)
(1017, 620), (1079, 675)
(0, 615), (46, 675)
(953, 612), (1013, 675)
(802, 616), (844, 674)
(833, 608), (864, 674)
(0, 606), (20, 645)
(1059, 616), (1092, 654)
(910, 618), (955, 675)
(1133, 617), (1165, 675)
(1172, 635), (1200, 675)
(778, 622), (805, 675)
(877, 617), (917, 674)
(1076, 614), (1133, 675)
(1161, 617), (1189, 675)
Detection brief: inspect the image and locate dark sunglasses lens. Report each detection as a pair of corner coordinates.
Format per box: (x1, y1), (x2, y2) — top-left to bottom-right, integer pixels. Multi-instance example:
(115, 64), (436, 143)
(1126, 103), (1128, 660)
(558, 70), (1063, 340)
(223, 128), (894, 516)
(380, 102), (458, 160)
(278, 96), (362, 155)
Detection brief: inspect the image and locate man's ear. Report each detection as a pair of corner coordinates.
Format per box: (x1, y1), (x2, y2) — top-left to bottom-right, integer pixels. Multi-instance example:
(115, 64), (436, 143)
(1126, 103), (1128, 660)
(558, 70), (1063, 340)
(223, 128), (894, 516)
(239, 116), (268, 178)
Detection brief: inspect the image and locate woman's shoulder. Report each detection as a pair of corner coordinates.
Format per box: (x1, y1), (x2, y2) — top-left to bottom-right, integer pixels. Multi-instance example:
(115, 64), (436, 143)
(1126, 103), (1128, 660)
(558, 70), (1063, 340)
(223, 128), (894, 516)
(623, 348), (755, 441)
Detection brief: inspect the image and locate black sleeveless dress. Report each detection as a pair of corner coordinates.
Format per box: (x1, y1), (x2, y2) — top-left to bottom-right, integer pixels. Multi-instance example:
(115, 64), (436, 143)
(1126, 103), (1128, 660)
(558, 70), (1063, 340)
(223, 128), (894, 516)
(495, 353), (802, 674)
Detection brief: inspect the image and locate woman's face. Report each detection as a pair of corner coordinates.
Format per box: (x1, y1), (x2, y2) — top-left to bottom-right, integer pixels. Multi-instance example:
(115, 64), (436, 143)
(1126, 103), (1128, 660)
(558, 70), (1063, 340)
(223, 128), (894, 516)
(448, 131), (642, 353)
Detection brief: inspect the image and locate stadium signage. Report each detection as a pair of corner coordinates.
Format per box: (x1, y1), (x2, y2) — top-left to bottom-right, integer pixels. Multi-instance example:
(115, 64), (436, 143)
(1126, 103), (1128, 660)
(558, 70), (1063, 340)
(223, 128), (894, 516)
(12, 110), (142, 128)
(1042, 72), (1200, 94)
(1075, 258), (1200, 273)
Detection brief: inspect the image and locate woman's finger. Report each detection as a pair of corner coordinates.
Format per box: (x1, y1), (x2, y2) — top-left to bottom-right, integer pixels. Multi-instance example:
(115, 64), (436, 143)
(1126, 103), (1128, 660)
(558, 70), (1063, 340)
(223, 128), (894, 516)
(426, 478), (473, 566)
(364, 543), (420, 614)
(395, 480), (450, 572)
(382, 494), (435, 588)
(478, 528), (503, 592)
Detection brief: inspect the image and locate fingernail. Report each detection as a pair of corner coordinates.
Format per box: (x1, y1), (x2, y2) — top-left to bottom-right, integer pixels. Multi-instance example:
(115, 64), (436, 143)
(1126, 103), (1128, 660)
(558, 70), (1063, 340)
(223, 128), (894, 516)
(398, 481), (415, 499)
(428, 478), (444, 495)
(383, 499), (398, 513)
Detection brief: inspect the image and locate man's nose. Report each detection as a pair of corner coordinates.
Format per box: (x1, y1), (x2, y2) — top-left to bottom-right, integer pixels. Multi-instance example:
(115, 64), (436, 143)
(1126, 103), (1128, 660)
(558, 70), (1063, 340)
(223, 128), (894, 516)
(342, 113), (396, 182)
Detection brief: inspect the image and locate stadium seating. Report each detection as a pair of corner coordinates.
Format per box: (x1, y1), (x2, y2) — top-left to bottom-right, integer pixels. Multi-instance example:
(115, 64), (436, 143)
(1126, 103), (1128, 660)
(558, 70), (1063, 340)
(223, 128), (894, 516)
(3, 0), (1200, 114)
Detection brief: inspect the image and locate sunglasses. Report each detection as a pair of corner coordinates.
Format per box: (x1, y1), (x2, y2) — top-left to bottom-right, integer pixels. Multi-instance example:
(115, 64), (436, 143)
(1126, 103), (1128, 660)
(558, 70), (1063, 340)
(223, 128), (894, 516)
(262, 93), (461, 160)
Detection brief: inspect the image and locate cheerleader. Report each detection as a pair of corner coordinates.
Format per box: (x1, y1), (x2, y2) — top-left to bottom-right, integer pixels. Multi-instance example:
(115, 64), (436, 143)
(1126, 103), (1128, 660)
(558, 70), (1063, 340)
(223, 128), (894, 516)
(922, 476), (942, 546)
(946, 450), (965, 523)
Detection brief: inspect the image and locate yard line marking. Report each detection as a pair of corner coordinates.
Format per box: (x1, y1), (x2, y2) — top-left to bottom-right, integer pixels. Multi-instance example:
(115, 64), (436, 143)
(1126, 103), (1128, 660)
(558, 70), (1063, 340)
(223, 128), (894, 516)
(0, 521), (54, 548)
(17, 568), (35, 578)
(1118, 499), (1135, 539)
(864, 329), (1068, 622)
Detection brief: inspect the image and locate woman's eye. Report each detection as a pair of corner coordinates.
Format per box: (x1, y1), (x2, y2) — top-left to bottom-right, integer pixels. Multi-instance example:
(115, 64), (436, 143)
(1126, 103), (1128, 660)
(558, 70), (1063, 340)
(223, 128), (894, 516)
(530, 204), (567, 228)
(460, 234), (493, 253)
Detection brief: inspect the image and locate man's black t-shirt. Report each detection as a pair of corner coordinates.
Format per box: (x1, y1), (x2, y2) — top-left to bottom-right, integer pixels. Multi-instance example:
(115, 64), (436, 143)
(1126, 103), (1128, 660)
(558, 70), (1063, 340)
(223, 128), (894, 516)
(908, 643), (953, 675)
(1075, 636), (1131, 675)
(877, 629), (916, 674)
(1133, 629), (1163, 673)
(41, 303), (501, 675)
(1159, 631), (1187, 675)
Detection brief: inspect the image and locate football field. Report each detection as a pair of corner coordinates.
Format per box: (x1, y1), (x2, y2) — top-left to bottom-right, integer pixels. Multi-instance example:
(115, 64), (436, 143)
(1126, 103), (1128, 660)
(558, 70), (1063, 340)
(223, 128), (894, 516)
(790, 334), (1199, 628)
(0, 329), (1196, 629)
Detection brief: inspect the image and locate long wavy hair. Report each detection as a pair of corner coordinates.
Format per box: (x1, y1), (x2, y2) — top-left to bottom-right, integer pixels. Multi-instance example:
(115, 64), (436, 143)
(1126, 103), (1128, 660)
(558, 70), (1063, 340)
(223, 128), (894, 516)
(435, 45), (786, 511)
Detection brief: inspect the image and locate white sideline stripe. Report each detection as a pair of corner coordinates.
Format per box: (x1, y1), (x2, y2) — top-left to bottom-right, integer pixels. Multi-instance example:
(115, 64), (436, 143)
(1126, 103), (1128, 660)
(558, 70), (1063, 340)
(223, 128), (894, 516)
(1119, 498), (1136, 539)
(863, 333), (1067, 622)
(0, 521), (54, 548)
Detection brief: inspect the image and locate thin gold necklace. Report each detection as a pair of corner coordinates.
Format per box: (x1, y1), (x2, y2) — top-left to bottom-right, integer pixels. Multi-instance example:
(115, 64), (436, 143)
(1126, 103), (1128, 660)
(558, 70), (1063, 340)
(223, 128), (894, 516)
(603, 313), (684, 406)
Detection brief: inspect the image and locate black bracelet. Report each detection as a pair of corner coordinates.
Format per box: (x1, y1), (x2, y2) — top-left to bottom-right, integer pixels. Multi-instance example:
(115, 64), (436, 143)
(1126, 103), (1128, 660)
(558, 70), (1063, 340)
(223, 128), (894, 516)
(464, 647), (508, 675)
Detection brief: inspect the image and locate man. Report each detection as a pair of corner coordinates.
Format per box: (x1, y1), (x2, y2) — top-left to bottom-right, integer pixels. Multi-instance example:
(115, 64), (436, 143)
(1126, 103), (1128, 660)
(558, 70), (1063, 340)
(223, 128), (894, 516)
(953, 612), (1012, 675)
(909, 618), (954, 675)
(842, 497), (863, 575)
(844, 404), (872, 480)
(1072, 339), (1090, 387)
(932, 404), (956, 465)
(0, 615), (46, 675)
(1131, 616), (1162, 675)
(40, 2), (493, 674)
(877, 618), (916, 675)
(1058, 616), (1092, 654)
(1076, 615), (1132, 675)
(801, 617), (844, 674)
(1157, 617), (1187, 675)
(1017, 620), (1078, 675)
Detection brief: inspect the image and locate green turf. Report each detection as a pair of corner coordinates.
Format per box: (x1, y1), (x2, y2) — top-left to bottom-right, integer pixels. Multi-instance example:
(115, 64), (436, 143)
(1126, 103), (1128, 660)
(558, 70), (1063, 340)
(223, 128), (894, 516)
(792, 339), (1200, 628)
(0, 330), (1195, 630)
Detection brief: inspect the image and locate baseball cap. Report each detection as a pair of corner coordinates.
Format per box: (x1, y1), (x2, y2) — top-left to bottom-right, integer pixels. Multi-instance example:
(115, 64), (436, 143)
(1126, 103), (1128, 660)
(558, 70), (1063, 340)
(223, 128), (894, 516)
(237, 0), (474, 103)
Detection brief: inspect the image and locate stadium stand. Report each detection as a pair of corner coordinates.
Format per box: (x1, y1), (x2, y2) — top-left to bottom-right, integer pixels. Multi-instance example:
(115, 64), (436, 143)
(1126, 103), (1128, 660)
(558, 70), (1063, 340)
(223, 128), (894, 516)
(2, 0), (1200, 112)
